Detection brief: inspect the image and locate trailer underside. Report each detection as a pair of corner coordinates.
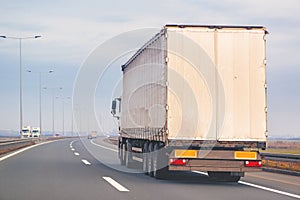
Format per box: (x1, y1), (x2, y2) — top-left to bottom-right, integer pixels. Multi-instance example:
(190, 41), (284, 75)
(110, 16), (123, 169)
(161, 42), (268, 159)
(118, 137), (263, 182)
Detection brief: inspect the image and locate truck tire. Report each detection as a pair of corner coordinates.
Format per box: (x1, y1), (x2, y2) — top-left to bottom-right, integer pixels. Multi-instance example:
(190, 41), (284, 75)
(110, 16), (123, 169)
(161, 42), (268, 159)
(147, 142), (154, 177)
(142, 143), (149, 174)
(126, 141), (134, 168)
(119, 141), (126, 166)
(153, 143), (169, 179)
(208, 172), (241, 182)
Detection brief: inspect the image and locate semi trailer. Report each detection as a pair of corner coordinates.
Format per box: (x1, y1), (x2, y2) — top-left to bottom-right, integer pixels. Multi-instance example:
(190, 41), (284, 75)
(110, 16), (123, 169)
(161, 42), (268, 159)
(111, 24), (268, 181)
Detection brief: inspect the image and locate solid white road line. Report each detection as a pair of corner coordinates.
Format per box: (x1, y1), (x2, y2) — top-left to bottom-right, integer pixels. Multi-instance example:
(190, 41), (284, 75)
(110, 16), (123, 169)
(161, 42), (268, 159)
(103, 177), (129, 192)
(74, 152), (80, 156)
(81, 159), (91, 165)
(0, 141), (54, 162)
(91, 139), (118, 153)
(247, 173), (300, 187)
(193, 171), (300, 199)
(239, 181), (300, 199)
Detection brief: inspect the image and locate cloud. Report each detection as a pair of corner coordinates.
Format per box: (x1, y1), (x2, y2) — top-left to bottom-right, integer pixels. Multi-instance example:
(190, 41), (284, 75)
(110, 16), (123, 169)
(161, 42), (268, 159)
(0, 0), (299, 135)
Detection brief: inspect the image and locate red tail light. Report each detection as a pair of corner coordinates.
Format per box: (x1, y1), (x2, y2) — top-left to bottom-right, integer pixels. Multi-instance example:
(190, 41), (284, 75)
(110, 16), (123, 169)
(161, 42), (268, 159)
(245, 160), (262, 167)
(169, 159), (187, 166)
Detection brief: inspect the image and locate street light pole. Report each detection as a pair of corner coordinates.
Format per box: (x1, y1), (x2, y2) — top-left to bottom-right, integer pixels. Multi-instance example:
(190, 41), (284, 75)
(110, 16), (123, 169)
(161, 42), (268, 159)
(39, 72), (41, 136)
(55, 92), (68, 137)
(66, 97), (72, 136)
(19, 39), (22, 138)
(27, 69), (53, 137)
(56, 96), (72, 137)
(43, 87), (62, 136)
(62, 97), (72, 136)
(71, 104), (74, 136)
(62, 99), (64, 136)
(0, 35), (41, 137)
(52, 88), (55, 136)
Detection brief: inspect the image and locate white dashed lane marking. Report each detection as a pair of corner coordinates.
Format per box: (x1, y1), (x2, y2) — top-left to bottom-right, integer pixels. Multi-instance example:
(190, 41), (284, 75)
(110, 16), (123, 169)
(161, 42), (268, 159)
(81, 159), (91, 165)
(70, 140), (77, 149)
(103, 177), (129, 192)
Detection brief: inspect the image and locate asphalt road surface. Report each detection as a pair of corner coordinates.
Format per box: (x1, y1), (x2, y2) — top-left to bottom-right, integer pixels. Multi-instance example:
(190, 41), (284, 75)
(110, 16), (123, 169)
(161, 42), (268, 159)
(0, 137), (299, 200)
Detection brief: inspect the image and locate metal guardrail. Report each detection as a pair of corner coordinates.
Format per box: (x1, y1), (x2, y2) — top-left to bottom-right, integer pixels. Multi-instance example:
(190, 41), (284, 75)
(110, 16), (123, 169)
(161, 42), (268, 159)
(0, 138), (26, 143)
(0, 139), (37, 155)
(260, 152), (300, 173)
(261, 153), (300, 160)
(0, 137), (79, 155)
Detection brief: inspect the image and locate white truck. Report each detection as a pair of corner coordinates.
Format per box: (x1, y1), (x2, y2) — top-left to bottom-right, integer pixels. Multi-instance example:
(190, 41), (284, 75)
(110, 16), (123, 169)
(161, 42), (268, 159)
(111, 24), (268, 181)
(21, 126), (31, 138)
(31, 127), (41, 138)
(88, 131), (97, 139)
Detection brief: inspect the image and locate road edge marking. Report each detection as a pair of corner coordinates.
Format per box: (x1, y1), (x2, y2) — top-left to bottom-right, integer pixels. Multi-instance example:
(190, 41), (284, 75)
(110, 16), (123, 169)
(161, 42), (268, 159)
(193, 171), (300, 199)
(239, 181), (300, 199)
(246, 173), (300, 187)
(0, 141), (54, 162)
(103, 177), (129, 192)
(91, 139), (118, 153)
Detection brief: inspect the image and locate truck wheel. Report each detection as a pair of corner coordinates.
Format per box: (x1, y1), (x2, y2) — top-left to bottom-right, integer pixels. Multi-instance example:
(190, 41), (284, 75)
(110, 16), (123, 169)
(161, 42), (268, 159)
(126, 141), (134, 168)
(208, 172), (241, 182)
(142, 143), (149, 174)
(147, 142), (154, 177)
(119, 141), (126, 166)
(153, 143), (169, 179)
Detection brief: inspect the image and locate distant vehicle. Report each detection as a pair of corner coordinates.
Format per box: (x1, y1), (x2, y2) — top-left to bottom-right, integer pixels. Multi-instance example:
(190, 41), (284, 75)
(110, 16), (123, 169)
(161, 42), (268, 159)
(111, 24), (268, 182)
(31, 127), (41, 138)
(21, 126), (31, 138)
(88, 131), (97, 139)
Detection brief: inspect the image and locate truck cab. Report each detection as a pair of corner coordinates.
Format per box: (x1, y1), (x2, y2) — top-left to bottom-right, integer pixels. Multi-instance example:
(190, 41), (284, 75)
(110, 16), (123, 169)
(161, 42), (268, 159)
(31, 127), (41, 138)
(88, 131), (97, 139)
(111, 98), (121, 120)
(21, 126), (31, 138)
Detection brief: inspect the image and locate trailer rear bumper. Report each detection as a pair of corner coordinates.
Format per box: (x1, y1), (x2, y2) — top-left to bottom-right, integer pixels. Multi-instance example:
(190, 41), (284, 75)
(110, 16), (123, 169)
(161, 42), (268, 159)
(168, 149), (263, 172)
(168, 159), (262, 172)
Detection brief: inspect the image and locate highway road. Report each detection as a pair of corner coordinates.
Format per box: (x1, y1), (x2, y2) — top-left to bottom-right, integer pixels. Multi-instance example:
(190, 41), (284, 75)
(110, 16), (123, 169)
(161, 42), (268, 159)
(0, 137), (299, 200)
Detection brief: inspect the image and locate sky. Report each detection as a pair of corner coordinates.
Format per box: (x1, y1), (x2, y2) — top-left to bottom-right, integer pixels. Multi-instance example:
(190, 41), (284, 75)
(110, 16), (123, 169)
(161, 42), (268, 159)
(0, 0), (299, 138)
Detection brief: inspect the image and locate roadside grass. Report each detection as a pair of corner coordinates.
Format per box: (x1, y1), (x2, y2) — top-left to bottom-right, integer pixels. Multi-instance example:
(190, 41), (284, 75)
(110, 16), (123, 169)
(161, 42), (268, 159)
(261, 148), (300, 155)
